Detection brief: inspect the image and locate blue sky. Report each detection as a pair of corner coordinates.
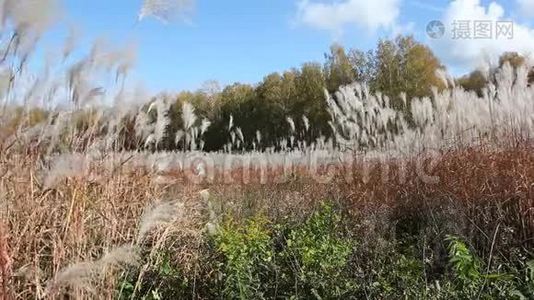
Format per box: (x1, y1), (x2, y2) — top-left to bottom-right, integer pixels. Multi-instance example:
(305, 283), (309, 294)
(46, 0), (533, 92)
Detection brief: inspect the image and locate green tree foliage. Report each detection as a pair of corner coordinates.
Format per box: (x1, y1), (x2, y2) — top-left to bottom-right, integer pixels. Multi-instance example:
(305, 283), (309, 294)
(458, 52), (534, 96)
(201, 65), (331, 151)
(499, 52), (528, 69)
(254, 71), (296, 147)
(347, 48), (375, 84)
(324, 43), (356, 93)
(457, 70), (488, 97)
(372, 36), (445, 113)
(498, 52), (534, 83)
(111, 35), (508, 152)
(295, 63), (331, 143)
(203, 83), (257, 150)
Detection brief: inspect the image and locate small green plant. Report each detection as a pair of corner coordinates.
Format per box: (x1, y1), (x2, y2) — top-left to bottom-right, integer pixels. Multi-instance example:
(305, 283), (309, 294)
(445, 235), (521, 298)
(281, 203), (353, 299)
(524, 260), (534, 297)
(117, 252), (189, 300)
(212, 204), (355, 299)
(509, 260), (534, 299)
(215, 216), (274, 300)
(445, 235), (482, 284)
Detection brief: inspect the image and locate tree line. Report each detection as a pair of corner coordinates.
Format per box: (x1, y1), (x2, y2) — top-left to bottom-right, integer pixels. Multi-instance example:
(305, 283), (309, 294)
(147, 35), (451, 151)
(6, 35), (533, 152)
(144, 35), (532, 152)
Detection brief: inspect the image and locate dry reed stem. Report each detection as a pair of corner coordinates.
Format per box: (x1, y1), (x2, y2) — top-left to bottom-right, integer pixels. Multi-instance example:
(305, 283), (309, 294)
(0, 220), (12, 300)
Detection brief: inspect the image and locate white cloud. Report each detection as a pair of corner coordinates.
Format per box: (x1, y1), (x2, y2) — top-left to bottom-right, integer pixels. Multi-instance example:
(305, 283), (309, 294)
(429, 0), (534, 71)
(295, 0), (401, 34)
(517, 0), (534, 17)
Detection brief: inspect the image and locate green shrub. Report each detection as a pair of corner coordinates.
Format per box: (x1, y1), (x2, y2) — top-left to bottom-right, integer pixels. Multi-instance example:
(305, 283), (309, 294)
(446, 235), (483, 284)
(444, 235), (525, 299)
(117, 251), (191, 300)
(115, 206), (533, 300)
(508, 260), (534, 300)
(215, 216), (274, 299)
(278, 203), (353, 299)
(212, 204), (354, 299)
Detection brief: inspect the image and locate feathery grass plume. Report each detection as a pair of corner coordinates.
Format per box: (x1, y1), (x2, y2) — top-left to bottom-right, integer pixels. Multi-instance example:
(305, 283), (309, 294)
(227, 115), (233, 131)
(68, 40), (110, 106)
(3, 0), (59, 59)
(199, 189), (210, 203)
(200, 189), (219, 236)
(137, 200), (184, 242)
(47, 245), (139, 296)
(326, 64), (534, 154)
(62, 25), (79, 60)
(175, 129), (185, 146)
(89, 37), (131, 71)
(66, 60), (91, 106)
(236, 127), (244, 142)
(0, 220), (11, 299)
(43, 153), (90, 189)
(134, 109), (154, 141)
(326, 82), (402, 150)
(100, 101), (138, 152)
(181, 101), (198, 149)
(138, 0), (194, 23)
(98, 245), (140, 270)
(287, 116), (296, 133)
(47, 262), (98, 295)
(200, 118), (211, 135)
(3, 0), (60, 32)
(181, 101), (197, 130)
(0, 70), (11, 100)
(230, 131), (236, 145)
(144, 134), (156, 148)
(62, 38), (138, 108)
(302, 115), (310, 132)
(256, 130), (262, 146)
(151, 97), (170, 146)
(114, 43), (137, 82)
(435, 68), (453, 89)
(0, 0), (62, 107)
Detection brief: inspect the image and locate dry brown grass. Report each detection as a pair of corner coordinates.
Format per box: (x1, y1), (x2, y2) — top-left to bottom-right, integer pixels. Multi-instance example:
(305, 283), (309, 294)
(1, 143), (533, 299)
(1, 219), (12, 300)
(342, 146), (534, 249)
(1, 148), (203, 298)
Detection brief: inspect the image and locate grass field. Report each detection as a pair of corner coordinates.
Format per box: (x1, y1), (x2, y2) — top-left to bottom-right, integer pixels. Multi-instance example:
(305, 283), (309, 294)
(1, 1), (534, 298)
(2, 141), (533, 298)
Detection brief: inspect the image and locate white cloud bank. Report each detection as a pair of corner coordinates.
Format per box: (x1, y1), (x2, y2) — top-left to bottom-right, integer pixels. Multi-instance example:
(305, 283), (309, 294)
(429, 0), (534, 71)
(295, 0), (401, 34)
